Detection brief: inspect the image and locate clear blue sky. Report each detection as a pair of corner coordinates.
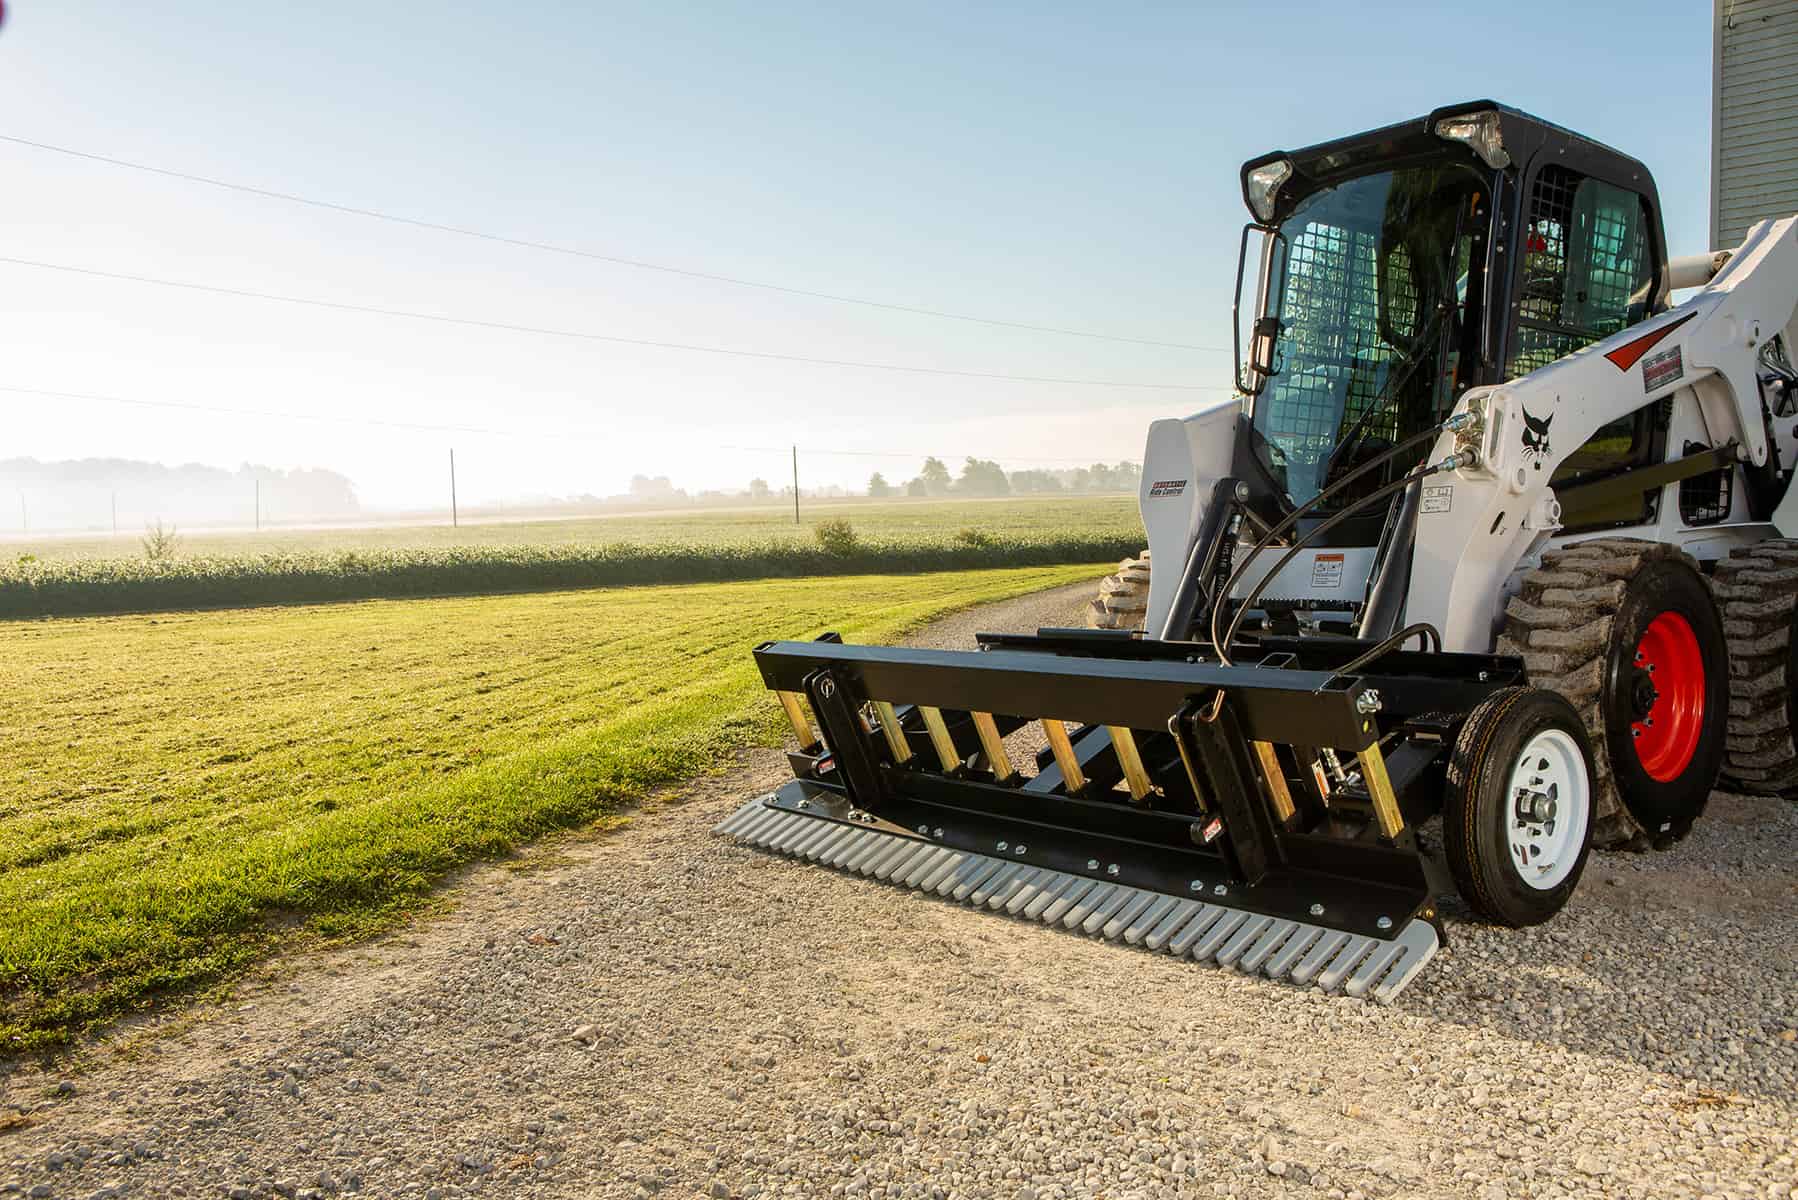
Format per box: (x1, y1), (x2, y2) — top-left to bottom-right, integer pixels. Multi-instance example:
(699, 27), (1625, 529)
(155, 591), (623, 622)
(0, 0), (1713, 509)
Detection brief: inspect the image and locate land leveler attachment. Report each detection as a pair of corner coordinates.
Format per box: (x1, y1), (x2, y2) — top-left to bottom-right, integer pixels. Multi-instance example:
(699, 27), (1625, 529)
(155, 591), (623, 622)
(719, 629), (1537, 1003)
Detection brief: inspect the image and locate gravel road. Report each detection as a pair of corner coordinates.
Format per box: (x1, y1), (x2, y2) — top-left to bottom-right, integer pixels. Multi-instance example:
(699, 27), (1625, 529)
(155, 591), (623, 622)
(2, 578), (1795, 1200)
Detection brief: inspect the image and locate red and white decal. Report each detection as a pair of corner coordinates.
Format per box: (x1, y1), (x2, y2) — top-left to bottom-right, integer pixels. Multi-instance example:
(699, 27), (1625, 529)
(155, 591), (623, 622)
(1603, 312), (1696, 373)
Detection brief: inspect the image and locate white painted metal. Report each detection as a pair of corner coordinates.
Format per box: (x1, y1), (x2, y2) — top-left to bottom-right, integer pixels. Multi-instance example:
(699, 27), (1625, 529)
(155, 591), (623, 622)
(1139, 401), (1240, 635)
(1504, 728), (1591, 891)
(1408, 216), (1798, 651)
(717, 798), (1441, 1002)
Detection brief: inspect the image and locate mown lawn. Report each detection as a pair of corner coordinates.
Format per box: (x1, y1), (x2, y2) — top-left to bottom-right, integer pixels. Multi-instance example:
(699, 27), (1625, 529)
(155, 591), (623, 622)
(0, 564), (1101, 1051)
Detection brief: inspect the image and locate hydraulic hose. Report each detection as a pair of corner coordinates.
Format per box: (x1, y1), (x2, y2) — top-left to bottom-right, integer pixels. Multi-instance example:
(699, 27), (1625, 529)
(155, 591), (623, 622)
(1331, 621), (1442, 678)
(1218, 459), (1457, 660)
(1208, 413), (1470, 662)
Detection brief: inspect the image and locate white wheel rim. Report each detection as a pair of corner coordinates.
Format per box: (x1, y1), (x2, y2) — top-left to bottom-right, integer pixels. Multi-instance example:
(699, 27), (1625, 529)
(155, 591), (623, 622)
(1504, 728), (1589, 891)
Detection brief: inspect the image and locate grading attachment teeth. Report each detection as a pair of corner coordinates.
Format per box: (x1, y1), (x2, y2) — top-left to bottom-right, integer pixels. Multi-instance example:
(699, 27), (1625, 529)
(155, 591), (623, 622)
(717, 797), (1439, 1003)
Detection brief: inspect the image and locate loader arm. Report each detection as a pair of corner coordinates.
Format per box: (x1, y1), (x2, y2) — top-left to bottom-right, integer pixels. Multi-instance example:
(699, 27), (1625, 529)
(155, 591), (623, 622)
(1410, 216), (1798, 653)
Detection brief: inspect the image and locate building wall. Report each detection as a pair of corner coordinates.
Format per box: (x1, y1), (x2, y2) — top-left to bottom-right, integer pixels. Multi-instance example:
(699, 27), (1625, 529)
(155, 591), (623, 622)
(1713, 0), (1798, 249)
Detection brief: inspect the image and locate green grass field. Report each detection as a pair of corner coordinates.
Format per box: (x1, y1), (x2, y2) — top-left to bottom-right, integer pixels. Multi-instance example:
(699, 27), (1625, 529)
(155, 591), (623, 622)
(0, 563), (1102, 1051)
(12, 494), (1142, 561)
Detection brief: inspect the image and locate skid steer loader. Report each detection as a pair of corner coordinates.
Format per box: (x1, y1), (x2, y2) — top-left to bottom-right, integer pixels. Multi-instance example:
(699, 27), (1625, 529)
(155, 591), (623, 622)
(718, 101), (1798, 1001)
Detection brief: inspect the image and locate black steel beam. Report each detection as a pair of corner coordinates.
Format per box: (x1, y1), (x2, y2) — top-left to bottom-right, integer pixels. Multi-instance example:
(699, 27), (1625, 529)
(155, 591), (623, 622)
(754, 640), (1379, 750)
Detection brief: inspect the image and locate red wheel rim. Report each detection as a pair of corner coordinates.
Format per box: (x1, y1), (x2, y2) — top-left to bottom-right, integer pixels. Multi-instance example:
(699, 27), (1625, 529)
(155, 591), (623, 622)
(1630, 611), (1704, 782)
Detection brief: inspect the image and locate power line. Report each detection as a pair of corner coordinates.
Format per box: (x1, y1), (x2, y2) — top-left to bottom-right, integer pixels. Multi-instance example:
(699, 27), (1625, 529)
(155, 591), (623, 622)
(0, 255), (1225, 393)
(0, 384), (1148, 465)
(0, 132), (1225, 353)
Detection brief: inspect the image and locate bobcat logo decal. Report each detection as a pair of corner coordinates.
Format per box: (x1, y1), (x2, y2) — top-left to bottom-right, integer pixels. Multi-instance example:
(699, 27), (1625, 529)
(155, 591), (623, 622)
(1521, 404), (1553, 469)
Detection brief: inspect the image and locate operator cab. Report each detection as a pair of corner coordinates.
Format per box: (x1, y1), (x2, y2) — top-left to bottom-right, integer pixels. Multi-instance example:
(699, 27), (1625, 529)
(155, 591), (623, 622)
(1234, 101), (1668, 535)
(1217, 101), (1669, 638)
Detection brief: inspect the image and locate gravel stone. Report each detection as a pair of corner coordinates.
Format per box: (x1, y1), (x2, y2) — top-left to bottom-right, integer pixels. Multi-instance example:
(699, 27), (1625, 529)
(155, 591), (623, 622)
(0, 580), (1792, 1200)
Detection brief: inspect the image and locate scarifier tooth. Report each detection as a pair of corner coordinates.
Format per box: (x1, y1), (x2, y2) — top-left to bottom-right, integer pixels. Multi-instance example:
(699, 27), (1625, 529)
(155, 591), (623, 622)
(988, 868), (1043, 911)
(778, 814), (825, 855)
(1237, 919), (1298, 974)
(715, 800), (768, 837)
(824, 830), (870, 869)
(842, 831), (890, 873)
(969, 862), (1023, 905)
(1166, 904), (1226, 956)
(1142, 899), (1205, 951)
(1190, 909), (1251, 962)
(1215, 914), (1274, 968)
(1342, 935), (1410, 1000)
(1316, 935), (1378, 993)
(1060, 883), (1116, 929)
(1032, 877), (1092, 922)
(879, 842), (938, 881)
(901, 848), (955, 889)
(761, 812), (807, 853)
(1289, 930), (1351, 986)
(1004, 871), (1053, 915)
(1081, 886), (1141, 935)
(789, 821), (843, 859)
(863, 836), (917, 877)
(944, 856), (1006, 900)
(736, 806), (789, 844)
(1102, 891), (1160, 941)
(1370, 921), (1440, 1004)
(916, 850), (969, 892)
(1264, 924), (1323, 981)
(808, 826), (862, 863)
(1123, 894), (1180, 945)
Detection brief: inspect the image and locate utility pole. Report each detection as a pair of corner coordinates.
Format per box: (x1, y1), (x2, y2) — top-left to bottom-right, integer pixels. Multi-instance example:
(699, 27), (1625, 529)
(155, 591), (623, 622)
(450, 448), (460, 528)
(18, 492), (24, 534)
(111, 491), (117, 533)
(254, 479), (261, 531)
(792, 445), (800, 525)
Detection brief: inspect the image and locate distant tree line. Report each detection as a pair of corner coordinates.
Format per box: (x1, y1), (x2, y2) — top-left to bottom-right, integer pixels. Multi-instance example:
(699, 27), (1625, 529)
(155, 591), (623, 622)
(866, 457), (1142, 499)
(0, 457), (359, 532)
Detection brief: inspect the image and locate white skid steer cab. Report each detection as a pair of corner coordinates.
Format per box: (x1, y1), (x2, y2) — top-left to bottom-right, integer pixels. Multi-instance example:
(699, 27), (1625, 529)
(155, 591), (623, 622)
(720, 101), (1798, 1002)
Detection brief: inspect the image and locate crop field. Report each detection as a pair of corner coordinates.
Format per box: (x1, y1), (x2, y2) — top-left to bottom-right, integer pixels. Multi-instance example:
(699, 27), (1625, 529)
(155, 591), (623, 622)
(10, 494), (1143, 561)
(0, 562), (1104, 1050)
(0, 496), (1144, 619)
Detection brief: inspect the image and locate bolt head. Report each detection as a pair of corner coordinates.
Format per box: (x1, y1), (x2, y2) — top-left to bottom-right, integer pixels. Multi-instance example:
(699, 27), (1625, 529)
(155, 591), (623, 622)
(1189, 880), (1203, 892)
(1013, 843), (1027, 856)
(1213, 884), (1227, 896)
(995, 841), (1009, 853)
(933, 828), (945, 839)
(1309, 903), (1325, 917)
(1376, 915), (1393, 931)
(1106, 863), (1120, 876)
(917, 825), (930, 835)
(1086, 859), (1100, 871)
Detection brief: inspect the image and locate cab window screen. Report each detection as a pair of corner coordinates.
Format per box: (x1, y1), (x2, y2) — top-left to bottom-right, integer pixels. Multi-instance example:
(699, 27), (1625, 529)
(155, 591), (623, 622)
(1506, 166), (1654, 378)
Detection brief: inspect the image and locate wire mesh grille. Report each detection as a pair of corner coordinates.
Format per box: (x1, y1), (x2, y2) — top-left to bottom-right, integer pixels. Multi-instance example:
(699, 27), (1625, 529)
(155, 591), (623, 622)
(1508, 165), (1652, 378)
(1260, 223), (1410, 498)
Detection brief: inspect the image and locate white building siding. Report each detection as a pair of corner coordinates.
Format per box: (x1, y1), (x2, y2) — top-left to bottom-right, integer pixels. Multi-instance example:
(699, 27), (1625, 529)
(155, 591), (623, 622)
(1713, 0), (1798, 248)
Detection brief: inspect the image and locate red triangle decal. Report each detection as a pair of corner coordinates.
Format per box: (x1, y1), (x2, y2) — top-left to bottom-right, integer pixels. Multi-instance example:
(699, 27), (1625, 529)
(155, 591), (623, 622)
(1604, 312), (1696, 372)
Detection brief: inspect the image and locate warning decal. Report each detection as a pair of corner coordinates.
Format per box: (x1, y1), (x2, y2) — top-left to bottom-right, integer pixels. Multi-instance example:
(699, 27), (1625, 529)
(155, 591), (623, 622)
(1147, 478), (1187, 498)
(1310, 553), (1344, 589)
(1642, 344), (1684, 393)
(1421, 484), (1453, 514)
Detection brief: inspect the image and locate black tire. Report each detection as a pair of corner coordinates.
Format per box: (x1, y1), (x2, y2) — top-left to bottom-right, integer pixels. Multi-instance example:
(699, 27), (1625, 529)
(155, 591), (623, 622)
(1498, 538), (1728, 848)
(1444, 687), (1596, 927)
(1087, 550), (1151, 631)
(1714, 540), (1798, 798)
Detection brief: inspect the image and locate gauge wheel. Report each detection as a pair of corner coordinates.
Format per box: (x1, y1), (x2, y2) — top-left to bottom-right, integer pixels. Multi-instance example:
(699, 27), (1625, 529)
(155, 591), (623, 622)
(1444, 687), (1596, 926)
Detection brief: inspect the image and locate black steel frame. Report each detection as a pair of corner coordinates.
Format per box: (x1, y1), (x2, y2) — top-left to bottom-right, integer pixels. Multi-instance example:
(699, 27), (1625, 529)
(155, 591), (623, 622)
(754, 631), (1522, 941)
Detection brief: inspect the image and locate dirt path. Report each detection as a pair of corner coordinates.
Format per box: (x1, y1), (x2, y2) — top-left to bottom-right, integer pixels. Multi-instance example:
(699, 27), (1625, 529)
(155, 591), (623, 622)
(2, 579), (1794, 1200)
